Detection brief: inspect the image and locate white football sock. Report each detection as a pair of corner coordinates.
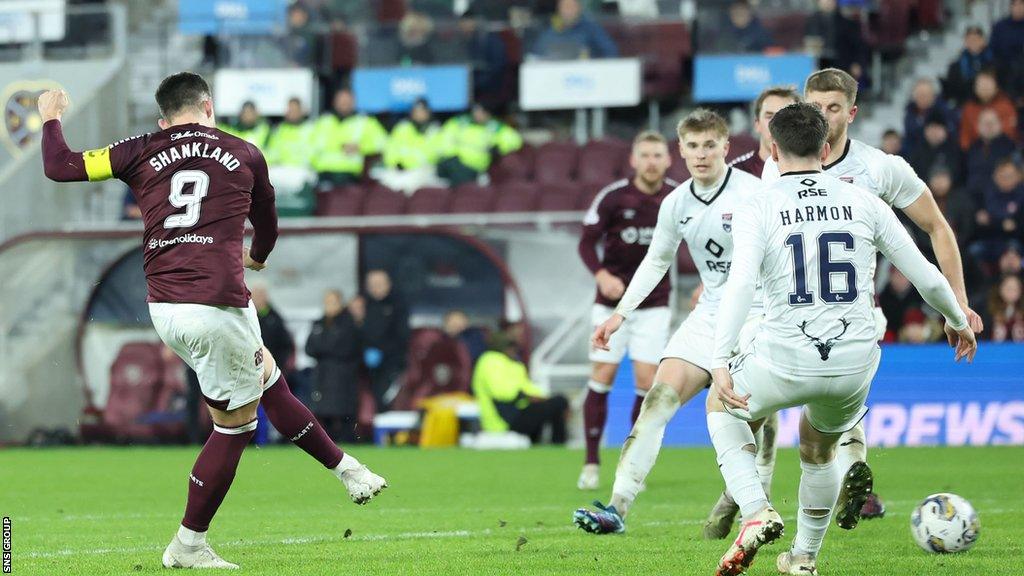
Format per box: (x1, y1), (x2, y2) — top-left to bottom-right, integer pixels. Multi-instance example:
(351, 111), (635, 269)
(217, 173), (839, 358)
(756, 412), (779, 498)
(708, 411), (767, 519)
(331, 453), (362, 480)
(836, 421), (867, 477)
(177, 525), (207, 548)
(793, 459), (841, 556)
(609, 382), (680, 515)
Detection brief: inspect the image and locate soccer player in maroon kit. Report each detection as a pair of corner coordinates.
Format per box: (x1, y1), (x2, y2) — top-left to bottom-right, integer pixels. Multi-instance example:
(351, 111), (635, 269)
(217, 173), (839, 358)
(576, 131), (677, 490)
(728, 86), (800, 177)
(39, 73), (386, 570)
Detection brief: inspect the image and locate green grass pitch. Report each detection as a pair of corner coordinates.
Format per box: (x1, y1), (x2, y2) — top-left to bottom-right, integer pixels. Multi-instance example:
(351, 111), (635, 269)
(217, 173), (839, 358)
(3, 445), (1023, 575)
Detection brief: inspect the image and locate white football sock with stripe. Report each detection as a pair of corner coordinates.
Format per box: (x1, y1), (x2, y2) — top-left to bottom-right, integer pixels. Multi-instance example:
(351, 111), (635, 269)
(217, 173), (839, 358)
(793, 459), (841, 556)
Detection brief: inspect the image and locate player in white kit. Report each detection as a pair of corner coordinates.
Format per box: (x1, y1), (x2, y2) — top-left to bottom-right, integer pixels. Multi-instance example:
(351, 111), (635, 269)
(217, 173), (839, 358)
(705, 103), (976, 576)
(573, 109), (764, 534)
(703, 68), (986, 537)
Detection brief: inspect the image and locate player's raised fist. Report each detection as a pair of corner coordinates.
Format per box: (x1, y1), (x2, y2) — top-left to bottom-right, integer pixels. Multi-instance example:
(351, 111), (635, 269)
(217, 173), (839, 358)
(243, 246), (266, 271)
(37, 89), (70, 123)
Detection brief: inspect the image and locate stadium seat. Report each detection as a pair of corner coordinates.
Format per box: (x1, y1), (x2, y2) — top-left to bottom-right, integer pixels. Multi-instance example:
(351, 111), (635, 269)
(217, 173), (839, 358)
(534, 142), (579, 184)
(578, 139), (629, 185)
(606, 20), (691, 99)
(391, 328), (472, 412)
(762, 13), (808, 51)
(374, 0), (406, 23)
(317, 186), (366, 216)
(407, 187), (452, 215)
(489, 145), (534, 184)
(448, 183), (496, 213)
(537, 181), (583, 212)
(105, 342), (183, 441)
(493, 182), (540, 212)
(330, 30), (359, 71)
(361, 185), (407, 215)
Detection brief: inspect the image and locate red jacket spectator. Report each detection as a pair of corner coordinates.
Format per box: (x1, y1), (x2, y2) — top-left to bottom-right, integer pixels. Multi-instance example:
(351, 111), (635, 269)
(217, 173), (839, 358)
(960, 71), (1019, 150)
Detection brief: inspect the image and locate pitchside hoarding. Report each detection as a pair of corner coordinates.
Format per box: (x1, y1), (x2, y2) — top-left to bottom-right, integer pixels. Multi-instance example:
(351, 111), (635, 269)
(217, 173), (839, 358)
(605, 344), (1023, 447)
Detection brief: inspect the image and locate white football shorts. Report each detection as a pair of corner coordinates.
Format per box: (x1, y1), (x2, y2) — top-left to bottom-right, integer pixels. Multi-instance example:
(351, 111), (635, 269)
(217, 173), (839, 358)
(149, 300), (265, 411)
(662, 306), (762, 374)
(590, 304), (671, 366)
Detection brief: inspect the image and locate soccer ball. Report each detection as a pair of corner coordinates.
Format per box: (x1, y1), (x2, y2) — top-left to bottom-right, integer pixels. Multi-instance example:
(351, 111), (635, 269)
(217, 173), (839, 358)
(910, 493), (980, 553)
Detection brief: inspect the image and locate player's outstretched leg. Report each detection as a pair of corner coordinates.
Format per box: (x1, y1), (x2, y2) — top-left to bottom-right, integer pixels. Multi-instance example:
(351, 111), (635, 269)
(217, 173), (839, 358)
(704, 412), (777, 539)
(259, 357), (387, 504)
(163, 408), (258, 569)
(835, 421), (882, 525)
(580, 379), (612, 490)
(707, 410), (783, 576)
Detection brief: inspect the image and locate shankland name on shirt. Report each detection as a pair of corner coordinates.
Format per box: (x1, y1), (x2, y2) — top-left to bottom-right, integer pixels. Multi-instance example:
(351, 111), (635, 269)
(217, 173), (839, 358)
(148, 141), (241, 173)
(779, 204), (855, 226)
(148, 234), (215, 249)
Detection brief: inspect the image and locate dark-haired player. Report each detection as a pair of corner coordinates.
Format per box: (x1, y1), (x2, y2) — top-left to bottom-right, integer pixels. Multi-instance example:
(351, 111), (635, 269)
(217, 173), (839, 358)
(729, 86), (800, 177)
(40, 73), (386, 570)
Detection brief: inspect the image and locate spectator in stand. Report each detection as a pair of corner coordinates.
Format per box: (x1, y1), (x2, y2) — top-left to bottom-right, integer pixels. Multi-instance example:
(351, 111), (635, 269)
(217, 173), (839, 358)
(472, 328), (569, 444)
(881, 129), (902, 156)
(910, 112), (963, 185)
(266, 97), (315, 169)
(379, 98), (446, 194)
(943, 26), (995, 106)
(122, 188), (142, 220)
(991, 0), (1024, 70)
(529, 0), (619, 60)
(312, 87), (388, 187)
(878, 266), (924, 342)
(218, 101), (270, 151)
(283, 2), (322, 68)
(455, 8), (508, 101)
(361, 269), (411, 412)
(437, 102), (523, 186)
(959, 70), (1018, 150)
(712, 0), (772, 53)
(444, 310), (489, 366)
(973, 159), (1024, 264)
(397, 11), (437, 65)
(731, 86), (800, 177)
(987, 274), (1024, 342)
(965, 109), (1020, 192)
(251, 285), (296, 378)
(897, 308), (945, 344)
(805, 0), (870, 81)
(999, 246), (1024, 278)
(909, 167), (984, 290)
(305, 289), (362, 442)
(903, 78), (956, 156)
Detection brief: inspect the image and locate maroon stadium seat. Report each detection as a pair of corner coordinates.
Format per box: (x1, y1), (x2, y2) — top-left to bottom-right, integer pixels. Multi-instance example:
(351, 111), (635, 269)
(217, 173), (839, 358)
(449, 183), (496, 213)
(374, 0), (406, 23)
(578, 139), (629, 185)
(407, 187), (451, 214)
(330, 31), (359, 71)
(493, 182), (539, 212)
(537, 181), (583, 212)
(361, 185), (407, 215)
(761, 13), (808, 51)
(534, 141), (579, 184)
(104, 342), (164, 439)
(606, 21), (691, 98)
(317, 185), (366, 216)
(489, 145), (534, 184)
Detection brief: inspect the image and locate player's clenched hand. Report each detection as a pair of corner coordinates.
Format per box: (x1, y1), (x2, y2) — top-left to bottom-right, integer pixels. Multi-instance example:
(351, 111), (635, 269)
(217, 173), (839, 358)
(944, 324), (977, 363)
(37, 89), (69, 122)
(590, 313), (624, 351)
(596, 269), (625, 300)
(712, 367), (749, 410)
(243, 246), (266, 271)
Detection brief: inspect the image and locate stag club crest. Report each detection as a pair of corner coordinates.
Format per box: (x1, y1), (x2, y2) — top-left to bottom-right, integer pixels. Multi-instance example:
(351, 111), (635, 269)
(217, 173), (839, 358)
(798, 318), (851, 361)
(722, 213), (733, 232)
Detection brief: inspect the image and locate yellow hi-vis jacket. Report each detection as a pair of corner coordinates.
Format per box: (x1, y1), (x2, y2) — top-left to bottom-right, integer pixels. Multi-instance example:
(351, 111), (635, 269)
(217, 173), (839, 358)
(383, 120), (444, 170)
(265, 120), (315, 168)
(471, 350), (546, 432)
(311, 112), (387, 175)
(439, 115), (523, 172)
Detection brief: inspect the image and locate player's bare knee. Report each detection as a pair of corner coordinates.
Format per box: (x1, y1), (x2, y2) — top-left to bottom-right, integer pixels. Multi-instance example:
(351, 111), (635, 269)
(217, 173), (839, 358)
(590, 362), (618, 388)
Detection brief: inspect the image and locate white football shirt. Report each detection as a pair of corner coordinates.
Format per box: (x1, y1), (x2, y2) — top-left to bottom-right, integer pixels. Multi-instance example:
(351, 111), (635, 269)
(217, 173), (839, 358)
(711, 171), (967, 375)
(614, 167), (763, 317)
(762, 138), (927, 209)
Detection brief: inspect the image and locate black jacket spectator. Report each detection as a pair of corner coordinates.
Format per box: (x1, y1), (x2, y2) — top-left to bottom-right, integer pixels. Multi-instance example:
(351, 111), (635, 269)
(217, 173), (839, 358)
(909, 115), (963, 185)
(903, 81), (957, 157)
(965, 133), (1018, 193)
(305, 292), (362, 440)
(456, 12), (508, 100)
(879, 267), (924, 342)
(805, 0), (869, 77)
(712, 1), (772, 53)
(991, 2), (1024, 64)
(251, 286), (295, 373)
(360, 270), (411, 411)
(943, 26), (996, 106)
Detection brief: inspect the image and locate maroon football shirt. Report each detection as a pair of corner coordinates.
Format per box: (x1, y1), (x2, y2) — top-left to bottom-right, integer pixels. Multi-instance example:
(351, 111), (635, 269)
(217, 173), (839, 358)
(42, 120), (278, 308)
(728, 149), (766, 179)
(578, 178), (678, 309)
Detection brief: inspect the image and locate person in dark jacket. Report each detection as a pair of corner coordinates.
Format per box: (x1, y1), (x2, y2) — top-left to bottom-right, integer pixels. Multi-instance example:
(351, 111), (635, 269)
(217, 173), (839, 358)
(965, 109), (1020, 192)
(360, 269), (411, 412)
(902, 78), (957, 157)
(456, 9), (508, 101)
(909, 112), (963, 185)
(251, 285), (295, 375)
(305, 289), (362, 442)
(944, 26), (996, 106)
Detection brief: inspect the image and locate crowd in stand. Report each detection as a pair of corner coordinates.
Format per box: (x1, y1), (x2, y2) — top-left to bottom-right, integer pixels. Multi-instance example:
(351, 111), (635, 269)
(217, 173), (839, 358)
(881, 0), (1024, 343)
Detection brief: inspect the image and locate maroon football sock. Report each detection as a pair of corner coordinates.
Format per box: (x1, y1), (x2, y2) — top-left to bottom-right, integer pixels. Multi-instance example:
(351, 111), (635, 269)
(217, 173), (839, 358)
(583, 389), (609, 465)
(181, 420), (256, 532)
(261, 373), (344, 469)
(631, 393), (644, 425)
